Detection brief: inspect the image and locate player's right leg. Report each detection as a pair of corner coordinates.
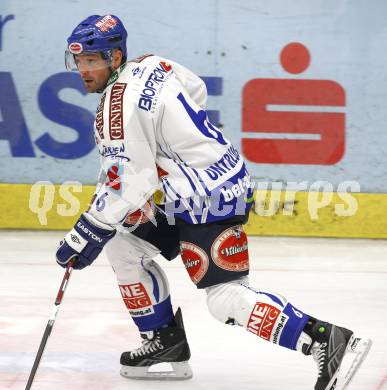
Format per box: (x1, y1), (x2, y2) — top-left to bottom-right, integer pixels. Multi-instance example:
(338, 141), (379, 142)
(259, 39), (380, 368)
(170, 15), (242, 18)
(104, 215), (192, 380)
(206, 278), (371, 389)
(176, 214), (371, 389)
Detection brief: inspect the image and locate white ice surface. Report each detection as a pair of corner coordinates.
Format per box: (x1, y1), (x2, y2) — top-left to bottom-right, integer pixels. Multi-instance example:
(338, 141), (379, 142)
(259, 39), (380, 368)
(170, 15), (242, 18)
(0, 231), (386, 390)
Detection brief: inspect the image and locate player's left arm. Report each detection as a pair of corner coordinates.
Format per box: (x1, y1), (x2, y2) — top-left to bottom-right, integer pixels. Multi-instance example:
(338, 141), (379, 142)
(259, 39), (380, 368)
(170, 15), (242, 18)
(55, 212), (116, 270)
(56, 101), (159, 270)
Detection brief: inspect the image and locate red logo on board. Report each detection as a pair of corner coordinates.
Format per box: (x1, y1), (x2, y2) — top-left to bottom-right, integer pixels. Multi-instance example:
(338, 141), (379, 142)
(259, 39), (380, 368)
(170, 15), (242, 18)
(242, 42), (345, 165)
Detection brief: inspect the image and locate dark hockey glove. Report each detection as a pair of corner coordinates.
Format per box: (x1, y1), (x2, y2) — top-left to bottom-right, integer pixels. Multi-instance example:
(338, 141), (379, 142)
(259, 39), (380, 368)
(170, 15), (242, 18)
(56, 213), (116, 270)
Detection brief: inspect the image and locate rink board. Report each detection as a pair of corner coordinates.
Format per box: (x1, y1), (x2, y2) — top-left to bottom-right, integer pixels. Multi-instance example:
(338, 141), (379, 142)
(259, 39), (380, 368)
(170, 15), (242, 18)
(1, 183), (386, 238)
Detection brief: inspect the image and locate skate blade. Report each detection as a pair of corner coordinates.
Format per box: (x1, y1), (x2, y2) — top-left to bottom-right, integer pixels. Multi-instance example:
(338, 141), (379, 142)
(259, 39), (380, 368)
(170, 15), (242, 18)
(120, 361), (193, 381)
(337, 336), (372, 389)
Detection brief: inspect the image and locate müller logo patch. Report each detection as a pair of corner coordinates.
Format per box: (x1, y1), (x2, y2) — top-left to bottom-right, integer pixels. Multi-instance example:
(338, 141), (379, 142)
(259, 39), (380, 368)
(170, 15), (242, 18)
(211, 225), (249, 272)
(180, 242), (209, 284)
(68, 42), (83, 54)
(109, 83), (127, 140)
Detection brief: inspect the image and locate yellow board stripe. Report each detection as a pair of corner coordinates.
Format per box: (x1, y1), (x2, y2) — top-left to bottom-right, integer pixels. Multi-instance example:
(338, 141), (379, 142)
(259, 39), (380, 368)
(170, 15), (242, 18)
(247, 190), (387, 238)
(0, 183), (94, 230)
(1, 183), (386, 238)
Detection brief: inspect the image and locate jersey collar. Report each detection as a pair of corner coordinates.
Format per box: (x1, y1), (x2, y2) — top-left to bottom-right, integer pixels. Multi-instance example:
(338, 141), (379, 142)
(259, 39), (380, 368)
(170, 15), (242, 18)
(106, 62), (128, 88)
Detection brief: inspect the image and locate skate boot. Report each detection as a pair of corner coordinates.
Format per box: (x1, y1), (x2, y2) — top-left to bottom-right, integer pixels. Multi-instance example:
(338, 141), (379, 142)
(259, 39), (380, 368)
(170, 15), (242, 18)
(120, 307), (193, 380)
(301, 319), (372, 390)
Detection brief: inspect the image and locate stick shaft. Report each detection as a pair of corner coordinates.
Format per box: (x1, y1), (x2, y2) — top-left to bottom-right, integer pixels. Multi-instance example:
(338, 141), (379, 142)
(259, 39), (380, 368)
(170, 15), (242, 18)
(25, 260), (75, 390)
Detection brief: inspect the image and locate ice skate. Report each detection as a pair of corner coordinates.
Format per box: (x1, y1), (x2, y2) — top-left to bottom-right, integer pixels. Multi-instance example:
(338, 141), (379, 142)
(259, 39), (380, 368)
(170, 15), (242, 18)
(303, 321), (372, 390)
(120, 308), (193, 380)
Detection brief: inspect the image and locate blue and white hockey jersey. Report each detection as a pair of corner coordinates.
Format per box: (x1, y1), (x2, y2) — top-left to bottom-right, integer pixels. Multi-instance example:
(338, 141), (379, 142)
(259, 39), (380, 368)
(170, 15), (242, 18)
(88, 54), (254, 226)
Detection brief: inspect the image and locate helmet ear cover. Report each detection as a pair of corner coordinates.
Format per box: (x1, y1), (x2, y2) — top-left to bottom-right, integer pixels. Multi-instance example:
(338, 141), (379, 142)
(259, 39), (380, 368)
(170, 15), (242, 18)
(101, 47), (124, 63)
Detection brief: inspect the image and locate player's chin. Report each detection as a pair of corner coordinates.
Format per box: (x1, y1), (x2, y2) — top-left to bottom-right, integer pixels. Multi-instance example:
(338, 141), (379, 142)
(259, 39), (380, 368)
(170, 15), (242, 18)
(82, 79), (98, 93)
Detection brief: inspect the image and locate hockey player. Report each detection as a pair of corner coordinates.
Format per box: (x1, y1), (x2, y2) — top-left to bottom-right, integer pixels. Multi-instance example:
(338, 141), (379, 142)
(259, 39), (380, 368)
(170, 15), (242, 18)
(56, 14), (371, 389)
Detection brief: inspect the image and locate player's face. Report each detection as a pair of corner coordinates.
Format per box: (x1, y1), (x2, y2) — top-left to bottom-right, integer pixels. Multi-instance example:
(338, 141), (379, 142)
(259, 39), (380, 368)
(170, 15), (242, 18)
(75, 53), (111, 93)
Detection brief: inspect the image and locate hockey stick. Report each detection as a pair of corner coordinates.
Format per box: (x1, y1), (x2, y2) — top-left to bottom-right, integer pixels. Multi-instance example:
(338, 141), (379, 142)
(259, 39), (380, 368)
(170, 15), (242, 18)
(25, 259), (76, 390)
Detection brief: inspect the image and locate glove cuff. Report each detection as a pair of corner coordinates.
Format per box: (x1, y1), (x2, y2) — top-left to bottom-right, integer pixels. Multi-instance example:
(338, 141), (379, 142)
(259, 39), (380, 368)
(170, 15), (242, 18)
(83, 212), (115, 231)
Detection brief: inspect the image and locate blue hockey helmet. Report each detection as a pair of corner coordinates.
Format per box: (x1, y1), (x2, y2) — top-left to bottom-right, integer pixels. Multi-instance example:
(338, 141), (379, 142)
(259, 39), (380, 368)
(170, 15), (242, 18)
(65, 14), (128, 70)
